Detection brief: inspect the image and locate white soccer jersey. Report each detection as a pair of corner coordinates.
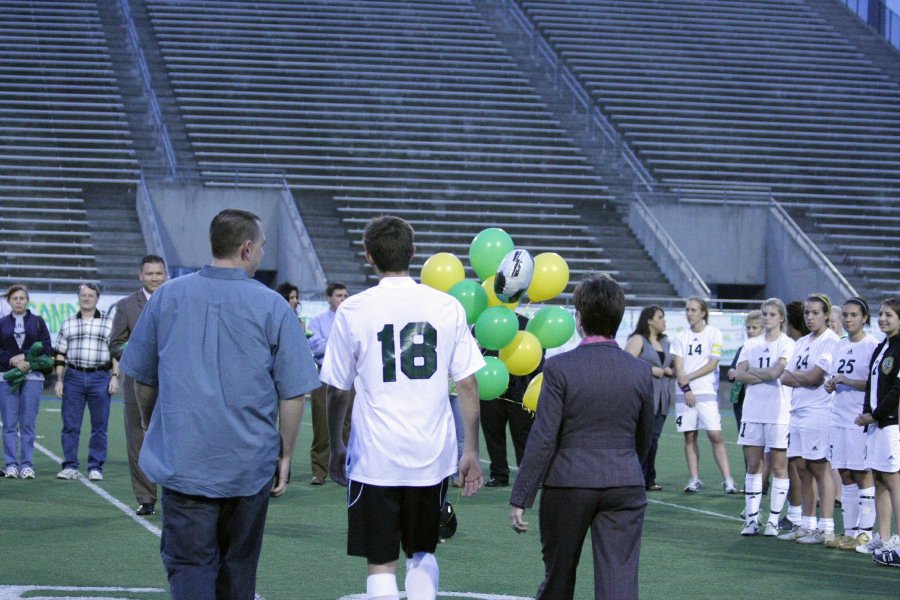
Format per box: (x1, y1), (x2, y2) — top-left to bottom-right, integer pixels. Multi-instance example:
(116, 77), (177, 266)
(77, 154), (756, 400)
(788, 329), (840, 415)
(830, 334), (879, 428)
(741, 333), (795, 425)
(671, 325), (723, 397)
(320, 276), (485, 487)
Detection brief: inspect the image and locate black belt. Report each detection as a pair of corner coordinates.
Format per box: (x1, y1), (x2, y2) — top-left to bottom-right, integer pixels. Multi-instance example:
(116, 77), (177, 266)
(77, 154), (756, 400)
(67, 364), (109, 373)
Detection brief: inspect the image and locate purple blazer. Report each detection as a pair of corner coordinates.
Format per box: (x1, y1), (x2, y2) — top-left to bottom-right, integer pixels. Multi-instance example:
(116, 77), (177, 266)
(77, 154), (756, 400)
(510, 341), (654, 508)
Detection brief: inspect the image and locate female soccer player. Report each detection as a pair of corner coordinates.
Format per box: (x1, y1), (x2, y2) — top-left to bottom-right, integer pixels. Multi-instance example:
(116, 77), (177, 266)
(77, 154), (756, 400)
(672, 297), (736, 494)
(823, 298), (878, 550)
(855, 298), (900, 566)
(734, 299), (795, 536)
(778, 294), (840, 544)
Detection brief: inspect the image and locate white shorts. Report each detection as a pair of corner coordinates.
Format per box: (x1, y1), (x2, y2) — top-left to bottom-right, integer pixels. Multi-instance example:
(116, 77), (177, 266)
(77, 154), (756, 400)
(787, 424), (829, 461)
(828, 426), (868, 471)
(738, 422), (788, 450)
(674, 395), (721, 432)
(865, 425), (900, 473)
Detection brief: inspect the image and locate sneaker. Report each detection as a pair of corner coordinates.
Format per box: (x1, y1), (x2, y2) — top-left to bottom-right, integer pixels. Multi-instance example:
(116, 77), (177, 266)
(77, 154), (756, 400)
(874, 535), (900, 566)
(826, 534), (853, 549)
(855, 532), (882, 555)
(5, 466), (19, 479)
(777, 515), (794, 532)
(88, 469), (103, 481)
(19, 467), (35, 479)
(683, 479), (704, 493)
(797, 529), (835, 545)
(777, 526), (811, 541)
(723, 481), (740, 495)
(764, 522), (779, 537)
(56, 468), (81, 480)
(741, 519), (759, 536)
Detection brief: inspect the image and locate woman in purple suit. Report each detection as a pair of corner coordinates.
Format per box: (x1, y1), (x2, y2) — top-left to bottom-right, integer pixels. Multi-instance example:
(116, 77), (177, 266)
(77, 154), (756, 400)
(509, 273), (654, 600)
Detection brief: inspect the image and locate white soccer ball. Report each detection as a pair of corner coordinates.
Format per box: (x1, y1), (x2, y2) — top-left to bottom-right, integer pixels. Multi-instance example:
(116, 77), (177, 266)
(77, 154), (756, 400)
(493, 248), (534, 303)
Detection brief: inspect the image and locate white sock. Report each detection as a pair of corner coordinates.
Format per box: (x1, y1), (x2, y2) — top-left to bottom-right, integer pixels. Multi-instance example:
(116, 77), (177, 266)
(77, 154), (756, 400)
(404, 552), (439, 600)
(744, 473), (762, 523)
(820, 517), (834, 534)
(367, 573), (399, 600)
(768, 478), (790, 525)
(858, 486), (876, 533)
(802, 515), (817, 531)
(788, 504), (802, 525)
(841, 483), (859, 536)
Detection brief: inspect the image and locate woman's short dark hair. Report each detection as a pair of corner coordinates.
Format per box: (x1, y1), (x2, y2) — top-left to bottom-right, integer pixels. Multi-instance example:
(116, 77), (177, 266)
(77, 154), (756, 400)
(363, 216), (414, 273)
(209, 209), (262, 259)
(275, 282), (298, 302)
(5, 284), (28, 302)
(630, 305), (665, 339)
(573, 273), (625, 337)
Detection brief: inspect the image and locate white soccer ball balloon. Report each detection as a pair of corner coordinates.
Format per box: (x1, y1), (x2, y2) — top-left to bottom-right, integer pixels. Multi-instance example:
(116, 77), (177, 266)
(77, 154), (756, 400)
(493, 249), (534, 303)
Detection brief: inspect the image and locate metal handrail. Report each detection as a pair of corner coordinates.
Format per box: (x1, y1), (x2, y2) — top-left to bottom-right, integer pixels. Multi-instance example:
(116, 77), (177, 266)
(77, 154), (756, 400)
(278, 179), (327, 292)
(136, 172), (169, 266)
(632, 191), (711, 298)
(119, 0), (177, 177)
(502, 0), (655, 192)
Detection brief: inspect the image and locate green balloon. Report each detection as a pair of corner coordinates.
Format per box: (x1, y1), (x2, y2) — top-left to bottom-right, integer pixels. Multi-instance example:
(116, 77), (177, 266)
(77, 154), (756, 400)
(474, 306), (519, 351)
(475, 356), (510, 400)
(448, 279), (488, 325)
(469, 228), (514, 281)
(526, 306), (576, 349)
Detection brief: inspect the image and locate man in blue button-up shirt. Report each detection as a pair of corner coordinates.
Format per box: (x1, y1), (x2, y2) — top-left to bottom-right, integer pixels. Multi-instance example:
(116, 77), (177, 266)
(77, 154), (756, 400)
(121, 208), (319, 600)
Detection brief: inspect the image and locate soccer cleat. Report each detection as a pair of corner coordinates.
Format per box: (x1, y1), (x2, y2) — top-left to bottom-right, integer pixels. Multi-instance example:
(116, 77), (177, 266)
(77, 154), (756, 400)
(20, 467), (35, 479)
(88, 469), (103, 481)
(855, 532), (882, 555)
(777, 526), (810, 541)
(56, 468), (81, 480)
(797, 529), (835, 545)
(836, 531), (870, 551)
(5, 466), (19, 479)
(741, 519), (759, 536)
(777, 515), (794, 531)
(763, 522), (779, 537)
(825, 534), (853, 549)
(683, 479), (704, 493)
(723, 481), (740, 495)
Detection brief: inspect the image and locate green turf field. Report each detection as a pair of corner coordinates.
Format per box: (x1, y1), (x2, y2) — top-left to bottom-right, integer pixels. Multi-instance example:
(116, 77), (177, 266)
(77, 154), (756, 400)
(0, 393), (895, 599)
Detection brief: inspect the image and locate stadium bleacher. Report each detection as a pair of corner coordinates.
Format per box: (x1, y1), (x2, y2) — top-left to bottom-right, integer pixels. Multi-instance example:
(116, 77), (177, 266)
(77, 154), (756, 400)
(516, 0), (900, 298)
(142, 0), (677, 299)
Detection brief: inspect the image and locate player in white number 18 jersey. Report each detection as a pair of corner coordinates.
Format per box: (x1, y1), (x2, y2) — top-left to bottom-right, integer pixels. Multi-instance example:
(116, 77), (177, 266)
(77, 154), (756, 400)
(321, 216), (486, 600)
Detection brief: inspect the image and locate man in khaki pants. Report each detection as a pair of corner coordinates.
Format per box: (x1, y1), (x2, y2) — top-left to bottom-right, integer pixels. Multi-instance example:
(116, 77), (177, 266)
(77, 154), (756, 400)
(307, 282), (352, 485)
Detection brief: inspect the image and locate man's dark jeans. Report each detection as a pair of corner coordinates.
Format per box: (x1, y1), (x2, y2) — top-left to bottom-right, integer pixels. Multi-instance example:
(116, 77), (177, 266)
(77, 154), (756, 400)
(161, 481), (271, 600)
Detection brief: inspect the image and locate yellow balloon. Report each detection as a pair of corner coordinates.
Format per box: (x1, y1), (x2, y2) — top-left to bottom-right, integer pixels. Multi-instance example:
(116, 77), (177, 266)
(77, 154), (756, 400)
(527, 252), (570, 302)
(522, 372), (543, 412)
(421, 252), (465, 292)
(482, 275), (519, 309)
(499, 331), (542, 376)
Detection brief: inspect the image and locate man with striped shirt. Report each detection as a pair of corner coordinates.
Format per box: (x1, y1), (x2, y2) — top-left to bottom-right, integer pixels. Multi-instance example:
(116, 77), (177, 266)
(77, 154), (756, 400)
(54, 282), (119, 481)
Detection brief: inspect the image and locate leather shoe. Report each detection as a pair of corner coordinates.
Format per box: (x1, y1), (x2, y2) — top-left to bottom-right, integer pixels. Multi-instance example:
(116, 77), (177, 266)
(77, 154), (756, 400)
(136, 503), (155, 516)
(484, 478), (508, 488)
(646, 483), (663, 491)
(310, 475), (325, 486)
